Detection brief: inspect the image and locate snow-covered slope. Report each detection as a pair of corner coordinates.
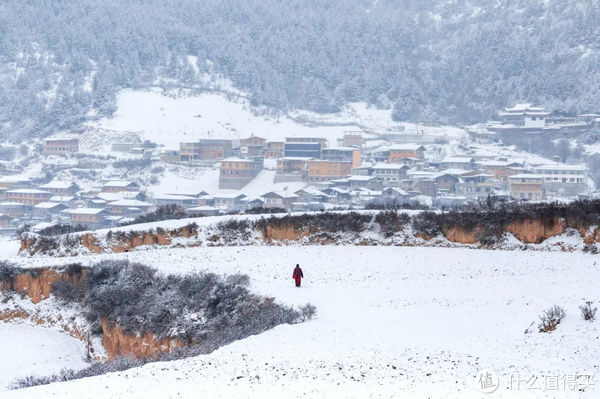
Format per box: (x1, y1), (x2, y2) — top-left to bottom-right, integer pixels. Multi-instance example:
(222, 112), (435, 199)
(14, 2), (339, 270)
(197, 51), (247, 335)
(3, 243), (599, 398)
(0, 324), (89, 390)
(88, 89), (355, 151)
(86, 88), (467, 152)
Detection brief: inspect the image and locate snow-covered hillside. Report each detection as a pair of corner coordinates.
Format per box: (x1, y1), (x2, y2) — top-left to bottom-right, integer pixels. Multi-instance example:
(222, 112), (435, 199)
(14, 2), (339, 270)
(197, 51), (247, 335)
(2, 239), (599, 398)
(0, 324), (88, 390)
(86, 88), (466, 152)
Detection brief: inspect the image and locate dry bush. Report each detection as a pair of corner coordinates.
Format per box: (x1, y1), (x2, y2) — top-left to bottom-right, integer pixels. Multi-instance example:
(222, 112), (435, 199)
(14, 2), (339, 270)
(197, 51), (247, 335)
(538, 305), (566, 332)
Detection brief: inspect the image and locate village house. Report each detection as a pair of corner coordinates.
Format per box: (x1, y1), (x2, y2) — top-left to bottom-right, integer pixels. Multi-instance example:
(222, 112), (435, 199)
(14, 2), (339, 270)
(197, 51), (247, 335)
(286, 137), (328, 147)
(382, 187), (409, 204)
(107, 199), (153, 215)
(457, 174), (497, 199)
(433, 172), (461, 194)
(5, 189), (52, 206)
(0, 176), (33, 189)
(439, 157), (476, 170)
(321, 147), (361, 168)
(294, 188), (331, 203)
(49, 195), (78, 208)
(276, 157), (310, 174)
(0, 214), (15, 229)
(275, 157), (311, 182)
(342, 131), (363, 148)
(284, 141), (322, 159)
(186, 205), (220, 216)
(242, 196), (265, 210)
(218, 157), (263, 189)
(102, 180), (140, 193)
(96, 191), (146, 203)
(39, 181), (79, 196)
(350, 188), (384, 206)
(321, 187), (351, 203)
(63, 208), (108, 228)
(179, 139), (233, 161)
(264, 141), (284, 158)
(197, 194), (215, 207)
(533, 164), (588, 185)
(212, 193), (247, 211)
(306, 160), (352, 183)
(371, 163), (409, 185)
(0, 202), (28, 218)
(152, 194), (200, 208)
(479, 160), (525, 182)
(42, 137), (79, 155)
(346, 175), (384, 190)
(388, 144), (425, 163)
(498, 103), (549, 128)
(262, 191), (298, 210)
(33, 202), (69, 218)
(240, 135), (266, 156)
(509, 174), (545, 201)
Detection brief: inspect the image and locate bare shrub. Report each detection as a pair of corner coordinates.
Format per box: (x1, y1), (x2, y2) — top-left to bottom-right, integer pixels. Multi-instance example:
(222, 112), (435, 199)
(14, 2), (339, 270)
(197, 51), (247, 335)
(299, 303), (317, 321)
(0, 261), (18, 290)
(579, 301), (597, 321)
(375, 211), (410, 238)
(538, 305), (566, 332)
(51, 280), (85, 304)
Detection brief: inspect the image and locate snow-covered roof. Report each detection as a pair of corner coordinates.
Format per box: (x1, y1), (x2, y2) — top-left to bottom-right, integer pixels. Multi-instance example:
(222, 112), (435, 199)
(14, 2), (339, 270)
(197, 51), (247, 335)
(0, 202), (27, 207)
(221, 157), (255, 163)
(434, 169), (472, 177)
(108, 199), (152, 207)
(96, 192), (141, 202)
(103, 180), (137, 188)
(534, 164), (589, 171)
(278, 156), (314, 161)
(348, 175), (376, 181)
(153, 194), (198, 201)
(34, 202), (66, 209)
(503, 103), (548, 113)
(440, 156), (474, 164)
(389, 144), (425, 151)
(187, 206), (220, 212)
(383, 187), (408, 196)
(262, 191), (298, 199)
(39, 181), (76, 189)
(6, 189), (51, 195)
(0, 176), (32, 184)
(49, 196), (76, 202)
(294, 187), (329, 197)
(509, 174), (546, 180)
(213, 193), (247, 199)
(63, 208), (106, 215)
(372, 163), (408, 170)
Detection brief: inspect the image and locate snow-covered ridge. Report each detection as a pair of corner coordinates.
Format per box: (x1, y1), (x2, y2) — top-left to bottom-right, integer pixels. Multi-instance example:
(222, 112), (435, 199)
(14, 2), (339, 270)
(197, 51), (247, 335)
(19, 209), (600, 258)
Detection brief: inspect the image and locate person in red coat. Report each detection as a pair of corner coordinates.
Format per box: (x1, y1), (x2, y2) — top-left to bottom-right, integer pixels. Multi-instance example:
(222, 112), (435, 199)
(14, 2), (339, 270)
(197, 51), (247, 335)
(293, 264), (304, 287)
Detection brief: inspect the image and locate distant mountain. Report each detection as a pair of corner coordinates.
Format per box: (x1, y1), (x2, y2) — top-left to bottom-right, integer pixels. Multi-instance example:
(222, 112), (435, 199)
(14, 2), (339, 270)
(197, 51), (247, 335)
(1, 0), (599, 140)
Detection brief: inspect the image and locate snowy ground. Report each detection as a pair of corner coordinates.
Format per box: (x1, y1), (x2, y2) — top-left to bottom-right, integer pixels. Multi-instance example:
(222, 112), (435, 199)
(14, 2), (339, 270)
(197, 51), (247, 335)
(0, 324), (89, 390)
(2, 241), (600, 398)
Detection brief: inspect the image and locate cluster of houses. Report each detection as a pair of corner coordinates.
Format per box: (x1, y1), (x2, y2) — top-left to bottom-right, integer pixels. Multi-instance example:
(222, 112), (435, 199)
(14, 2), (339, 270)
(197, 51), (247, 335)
(0, 178), (155, 231)
(483, 103), (599, 133)
(2, 105), (592, 232)
(180, 131), (592, 211)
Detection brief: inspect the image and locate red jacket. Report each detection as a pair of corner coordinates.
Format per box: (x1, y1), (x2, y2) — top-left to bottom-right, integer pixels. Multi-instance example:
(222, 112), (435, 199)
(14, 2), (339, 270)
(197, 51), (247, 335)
(293, 266), (303, 280)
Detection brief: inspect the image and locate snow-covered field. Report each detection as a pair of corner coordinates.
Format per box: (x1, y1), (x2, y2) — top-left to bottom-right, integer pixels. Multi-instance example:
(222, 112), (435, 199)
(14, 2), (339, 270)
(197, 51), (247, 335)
(2, 240), (600, 398)
(0, 324), (89, 390)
